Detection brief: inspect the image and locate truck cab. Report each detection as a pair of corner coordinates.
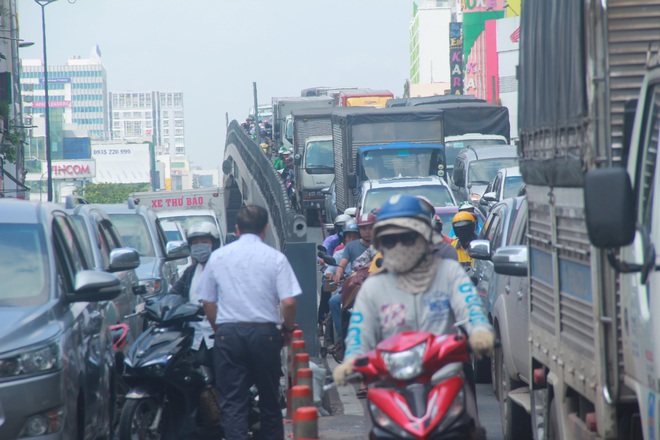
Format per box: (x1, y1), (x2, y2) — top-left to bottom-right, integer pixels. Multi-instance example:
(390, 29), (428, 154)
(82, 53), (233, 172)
(297, 135), (334, 220)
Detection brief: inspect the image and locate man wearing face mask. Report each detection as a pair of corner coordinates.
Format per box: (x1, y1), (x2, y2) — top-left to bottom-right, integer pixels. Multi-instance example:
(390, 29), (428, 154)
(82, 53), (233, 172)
(332, 194), (494, 431)
(169, 221), (220, 360)
(451, 211), (479, 271)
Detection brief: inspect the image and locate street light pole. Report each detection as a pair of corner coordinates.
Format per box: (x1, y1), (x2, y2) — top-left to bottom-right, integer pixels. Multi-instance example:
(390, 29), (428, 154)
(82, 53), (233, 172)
(35, 0), (58, 202)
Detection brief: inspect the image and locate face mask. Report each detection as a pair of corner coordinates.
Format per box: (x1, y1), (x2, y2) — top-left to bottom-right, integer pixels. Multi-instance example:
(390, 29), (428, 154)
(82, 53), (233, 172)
(381, 236), (428, 274)
(455, 229), (474, 247)
(191, 243), (212, 263)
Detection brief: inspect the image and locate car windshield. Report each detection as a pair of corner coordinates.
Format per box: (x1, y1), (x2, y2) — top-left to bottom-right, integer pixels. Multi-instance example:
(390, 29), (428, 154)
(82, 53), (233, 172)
(109, 214), (155, 257)
(363, 185), (454, 214)
(444, 139), (508, 170)
(304, 140), (334, 170)
(71, 215), (94, 265)
(503, 175), (524, 199)
(468, 158), (519, 185)
(360, 148), (444, 181)
(0, 224), (50, 307)
(159, 215), (219, 237)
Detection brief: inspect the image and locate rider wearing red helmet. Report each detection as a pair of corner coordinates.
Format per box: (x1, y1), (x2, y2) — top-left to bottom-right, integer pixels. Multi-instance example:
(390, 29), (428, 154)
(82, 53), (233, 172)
(333, 211), (375, 283)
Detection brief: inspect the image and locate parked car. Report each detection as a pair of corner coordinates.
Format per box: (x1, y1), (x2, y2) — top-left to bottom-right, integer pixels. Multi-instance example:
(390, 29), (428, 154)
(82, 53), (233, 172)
(468, 196), (531, 439)
(0, 199), (127, 439)
(103, 199), (184, 297)
(478, 167), (523, 215)
(450, 145), (518, 203)
(357, 176), (456, 217)
(64, 196), (143, 344)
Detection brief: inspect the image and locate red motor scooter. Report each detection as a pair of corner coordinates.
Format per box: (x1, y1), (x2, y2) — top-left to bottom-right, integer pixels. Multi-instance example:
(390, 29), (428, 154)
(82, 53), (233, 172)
(329, 330), (479, 439)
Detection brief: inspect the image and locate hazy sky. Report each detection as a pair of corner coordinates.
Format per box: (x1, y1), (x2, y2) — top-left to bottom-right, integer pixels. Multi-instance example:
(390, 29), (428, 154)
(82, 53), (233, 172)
(18, 0), (412, 169)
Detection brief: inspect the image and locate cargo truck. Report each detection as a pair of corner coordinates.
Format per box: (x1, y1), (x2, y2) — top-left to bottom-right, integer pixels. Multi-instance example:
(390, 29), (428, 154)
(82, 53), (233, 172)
(271, 96), (333, 152)
(334, 88), (393, 108)
(514, 1), (660, 439)
(331, 107), (446, 213)
(289, 108), (336, 222)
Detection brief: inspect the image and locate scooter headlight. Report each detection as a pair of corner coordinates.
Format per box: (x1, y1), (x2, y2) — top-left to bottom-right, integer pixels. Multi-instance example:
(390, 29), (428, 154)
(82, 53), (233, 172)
(381, 342), (426, 381)
(369, 402), (415, 439)
(434, 389), (465, 433)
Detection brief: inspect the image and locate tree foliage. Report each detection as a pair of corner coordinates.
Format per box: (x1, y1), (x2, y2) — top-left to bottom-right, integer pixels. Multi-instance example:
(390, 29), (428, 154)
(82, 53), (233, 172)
(74, 182), (151, 204)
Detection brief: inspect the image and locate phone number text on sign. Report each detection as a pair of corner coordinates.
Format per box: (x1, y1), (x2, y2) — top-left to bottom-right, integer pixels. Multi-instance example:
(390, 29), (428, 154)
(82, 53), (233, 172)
(92, 149), (133, 155)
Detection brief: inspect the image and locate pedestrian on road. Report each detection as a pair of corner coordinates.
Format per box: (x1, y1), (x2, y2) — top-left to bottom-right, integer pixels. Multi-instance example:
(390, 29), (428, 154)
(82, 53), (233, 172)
(198, 205), (301, 440)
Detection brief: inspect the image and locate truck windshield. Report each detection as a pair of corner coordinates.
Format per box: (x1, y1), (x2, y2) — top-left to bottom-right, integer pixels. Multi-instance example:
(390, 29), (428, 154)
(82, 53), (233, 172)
(160, 215), (219, 236)
(109, 214), (155, 257)
(503, 175), (524, 199)
(361, 148), (443, 181)
(285, 118), (293, 142)
(304, 140), (334, 171)
(363, 185), (455, 214)
(468, 158), (519, 185)
(0, 224), (50, 307)
(445, 139), (508, 170)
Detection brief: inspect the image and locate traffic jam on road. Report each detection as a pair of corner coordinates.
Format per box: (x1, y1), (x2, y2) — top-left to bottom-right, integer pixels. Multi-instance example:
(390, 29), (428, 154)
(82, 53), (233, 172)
(3, 0), (660, 439)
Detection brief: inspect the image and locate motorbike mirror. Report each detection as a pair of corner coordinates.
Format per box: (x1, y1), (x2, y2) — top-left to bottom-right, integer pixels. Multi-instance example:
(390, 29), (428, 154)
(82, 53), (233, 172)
(317, 245), (328, 253)
(322, 255), (338, 266)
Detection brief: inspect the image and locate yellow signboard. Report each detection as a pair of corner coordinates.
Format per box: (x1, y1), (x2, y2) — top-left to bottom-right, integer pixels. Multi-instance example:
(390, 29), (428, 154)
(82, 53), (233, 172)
(345, 96), (391, 108)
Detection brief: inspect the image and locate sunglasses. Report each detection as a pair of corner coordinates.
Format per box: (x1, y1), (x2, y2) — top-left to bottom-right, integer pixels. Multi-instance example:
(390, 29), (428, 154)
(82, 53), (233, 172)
(379, 232), (420, 249)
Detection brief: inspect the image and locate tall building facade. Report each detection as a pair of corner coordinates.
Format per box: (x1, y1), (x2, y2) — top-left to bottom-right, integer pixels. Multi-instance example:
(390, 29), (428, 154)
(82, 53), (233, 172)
(20, 51), (109, 140)
(109, 91), (185, 158)
(409, 1), (452, 91)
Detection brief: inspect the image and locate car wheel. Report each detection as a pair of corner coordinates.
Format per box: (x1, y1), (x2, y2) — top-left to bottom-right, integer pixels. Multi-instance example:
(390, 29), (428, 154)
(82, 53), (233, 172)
(496, 345), (532, 440)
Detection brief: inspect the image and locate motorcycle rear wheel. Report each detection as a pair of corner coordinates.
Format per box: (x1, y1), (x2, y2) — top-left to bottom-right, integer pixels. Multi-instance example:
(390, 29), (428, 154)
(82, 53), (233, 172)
(118, 398), (168, 440)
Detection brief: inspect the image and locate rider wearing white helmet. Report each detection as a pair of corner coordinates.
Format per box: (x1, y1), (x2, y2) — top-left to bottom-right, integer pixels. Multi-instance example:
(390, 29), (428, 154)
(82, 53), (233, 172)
(170, 221), (221, 355)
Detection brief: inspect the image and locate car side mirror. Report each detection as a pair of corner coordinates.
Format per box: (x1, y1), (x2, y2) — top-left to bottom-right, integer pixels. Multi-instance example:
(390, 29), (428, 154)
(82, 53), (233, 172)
(467, 239), (491, 260)
(294, 153), (302, 166)
(347, 173), (357, 189)
(108, 247), (141, 273)
(482, 192), (497, 202)
(492, 246), (528, 276)
(71, 270), (122, 302)
(321, 187), (331, 195)
(584, 167), (635, 248)
(165, 240), (190, 261)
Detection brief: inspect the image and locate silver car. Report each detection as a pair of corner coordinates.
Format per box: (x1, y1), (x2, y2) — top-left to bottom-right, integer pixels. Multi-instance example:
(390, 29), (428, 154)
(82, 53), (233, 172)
(0, 199), (129, 439)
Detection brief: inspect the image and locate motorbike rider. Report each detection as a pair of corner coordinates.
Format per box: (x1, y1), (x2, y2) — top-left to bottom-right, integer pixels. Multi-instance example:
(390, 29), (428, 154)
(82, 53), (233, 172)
(273, 147), (290, 171)
(332, 194), (494, 431)
(332, 211), (375, 283)
(259, 129), (272, 154)
(320, 213), (353, 261)
(169, 221), (221, 363)
(458, 201), (482, 235)
(451, 211), (479, 270)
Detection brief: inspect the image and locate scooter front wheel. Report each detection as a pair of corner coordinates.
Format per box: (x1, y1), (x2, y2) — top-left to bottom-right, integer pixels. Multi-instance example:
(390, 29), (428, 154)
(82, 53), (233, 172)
(118, 398), (164, 440)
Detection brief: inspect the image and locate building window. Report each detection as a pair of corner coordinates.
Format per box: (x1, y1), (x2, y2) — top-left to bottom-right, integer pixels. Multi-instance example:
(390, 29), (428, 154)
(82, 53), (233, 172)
(113, 121), (120, 129)
(132, 111), (141, 118)
(175, 128), (184, 136)
(163, 119), (169, 128)
(146, 121), (152, 129)
(175, 147), (185, 155)
(124, 120), (142, 136)
(113, 112), (120, 119)
(174, 119), (183, 127)
(175, 137), (184, 145)
(174, 111), (183, 118)
(163, 129), (169, 136)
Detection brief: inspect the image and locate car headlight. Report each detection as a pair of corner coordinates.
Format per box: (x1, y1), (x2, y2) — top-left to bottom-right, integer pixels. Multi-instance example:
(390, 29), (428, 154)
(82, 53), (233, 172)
(369, 402), (415, 439)
(381, 342), (426, 381)
(0, 341), (61, 379)
(139, 278), (163, 297)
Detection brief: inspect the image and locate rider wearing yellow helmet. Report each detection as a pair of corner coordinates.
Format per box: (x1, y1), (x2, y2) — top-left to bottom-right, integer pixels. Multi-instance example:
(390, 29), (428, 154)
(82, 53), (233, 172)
(451, 211), (478, 270)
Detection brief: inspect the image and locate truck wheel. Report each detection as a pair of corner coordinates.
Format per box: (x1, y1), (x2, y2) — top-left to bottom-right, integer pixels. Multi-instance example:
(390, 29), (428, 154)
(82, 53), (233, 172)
(496, 345), (532, 440)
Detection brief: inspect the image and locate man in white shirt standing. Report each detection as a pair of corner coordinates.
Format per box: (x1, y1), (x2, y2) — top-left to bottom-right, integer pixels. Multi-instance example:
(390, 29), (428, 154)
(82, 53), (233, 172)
(198, 205), (301, 440)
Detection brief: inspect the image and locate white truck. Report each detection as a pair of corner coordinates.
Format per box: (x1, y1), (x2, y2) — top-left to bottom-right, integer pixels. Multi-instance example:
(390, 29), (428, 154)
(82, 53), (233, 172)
(129, 187), (227, 241)
(516, 1), (660, 439)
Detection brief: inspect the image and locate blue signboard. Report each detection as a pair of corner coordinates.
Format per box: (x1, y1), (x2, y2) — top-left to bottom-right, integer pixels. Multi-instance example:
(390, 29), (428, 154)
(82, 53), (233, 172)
(38, 77), (71, 84)
(63, 137), (91, 159)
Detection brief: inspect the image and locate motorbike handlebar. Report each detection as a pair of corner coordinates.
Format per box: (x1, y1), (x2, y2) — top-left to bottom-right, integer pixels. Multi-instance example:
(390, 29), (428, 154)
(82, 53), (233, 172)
(323, 371), (363, 392)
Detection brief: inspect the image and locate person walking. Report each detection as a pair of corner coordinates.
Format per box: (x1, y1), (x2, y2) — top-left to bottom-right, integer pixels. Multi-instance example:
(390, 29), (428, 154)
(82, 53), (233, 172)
(198, 205), (301, 440)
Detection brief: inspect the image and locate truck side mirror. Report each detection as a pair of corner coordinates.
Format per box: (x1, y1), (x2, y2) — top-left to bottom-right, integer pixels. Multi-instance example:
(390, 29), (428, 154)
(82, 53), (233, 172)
(294, 153), (302, 166)
(347, 173), (357, 189)
(584, 167), (636, 248)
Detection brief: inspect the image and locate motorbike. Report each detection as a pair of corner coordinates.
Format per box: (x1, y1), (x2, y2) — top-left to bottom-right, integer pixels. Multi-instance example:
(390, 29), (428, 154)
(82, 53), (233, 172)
(118, 294), (260, 439)
(326, 330), (480, 439)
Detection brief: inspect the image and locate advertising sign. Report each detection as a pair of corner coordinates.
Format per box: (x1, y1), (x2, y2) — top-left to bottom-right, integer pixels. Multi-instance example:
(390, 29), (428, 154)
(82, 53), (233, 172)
(450, 22), (464, 95)
(38, 77), (71, 84)
(33, 100), (70, 108)
(461, 0), (505, 12)
(63, 137), (91, 159)
(92, 143), (150, 184)
(50, 160), (96, 179)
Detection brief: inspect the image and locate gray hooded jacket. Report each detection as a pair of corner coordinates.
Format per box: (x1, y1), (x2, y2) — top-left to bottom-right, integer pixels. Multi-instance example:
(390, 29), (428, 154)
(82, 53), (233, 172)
(344, 257), (492, 362)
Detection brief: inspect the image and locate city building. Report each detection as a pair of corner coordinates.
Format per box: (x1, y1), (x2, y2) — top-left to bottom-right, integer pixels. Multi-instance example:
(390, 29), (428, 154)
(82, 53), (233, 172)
(21, 48), (109, 141)
(409, 0), (453, 95)
(109, 91), (185, 158)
